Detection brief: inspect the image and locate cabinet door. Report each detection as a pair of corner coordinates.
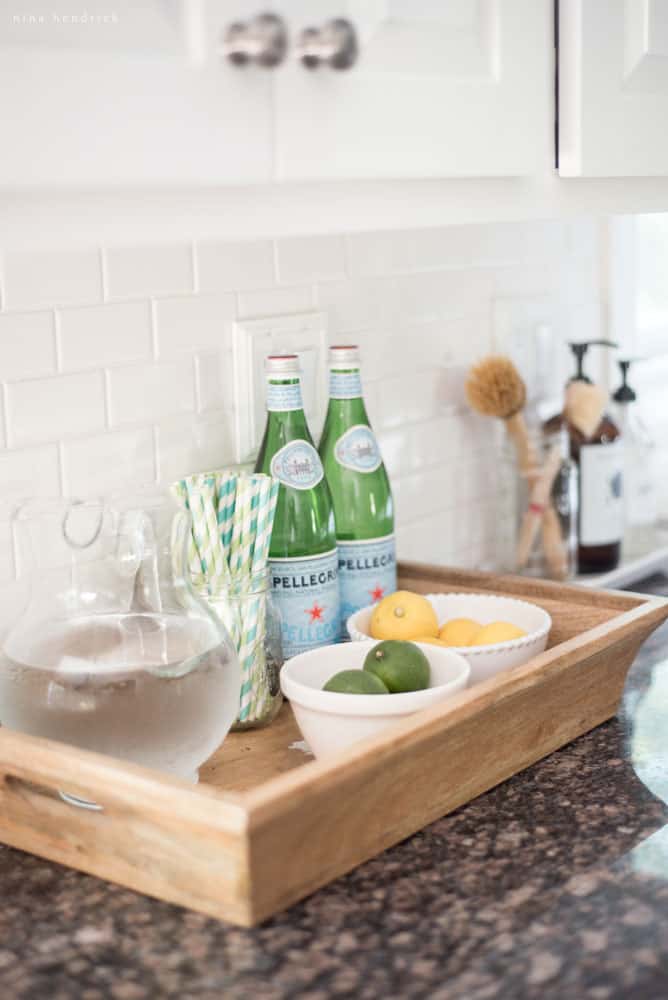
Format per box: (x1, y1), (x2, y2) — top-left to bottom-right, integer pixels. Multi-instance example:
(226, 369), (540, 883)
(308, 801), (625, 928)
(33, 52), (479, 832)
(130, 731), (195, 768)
(273, 0), (547, 180)
(559, 0), (668, 176)
(0, 1), (272, 187)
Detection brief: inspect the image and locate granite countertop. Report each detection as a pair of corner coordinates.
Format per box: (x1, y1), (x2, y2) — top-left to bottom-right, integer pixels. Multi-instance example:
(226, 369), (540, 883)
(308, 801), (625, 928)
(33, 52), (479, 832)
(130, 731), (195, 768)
(3, 579), (668, 1000)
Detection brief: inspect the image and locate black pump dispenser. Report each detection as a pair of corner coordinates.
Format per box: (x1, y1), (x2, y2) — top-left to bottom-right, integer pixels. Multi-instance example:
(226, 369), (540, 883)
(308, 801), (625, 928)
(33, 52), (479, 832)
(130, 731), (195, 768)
(568, 340), (618, 385)
(612, 359), (637, 404)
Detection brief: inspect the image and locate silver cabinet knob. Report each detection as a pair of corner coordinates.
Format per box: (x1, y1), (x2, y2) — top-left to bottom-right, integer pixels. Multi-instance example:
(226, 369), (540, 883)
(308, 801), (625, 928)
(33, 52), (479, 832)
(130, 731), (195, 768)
(296, 18), (358, 70)
(222, 12), (288, 68)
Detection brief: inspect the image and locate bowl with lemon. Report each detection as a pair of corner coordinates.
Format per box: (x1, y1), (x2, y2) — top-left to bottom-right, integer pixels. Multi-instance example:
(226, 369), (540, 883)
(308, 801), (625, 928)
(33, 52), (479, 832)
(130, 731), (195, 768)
(347, 590), (551, 684)
(280, 639), (470, 758)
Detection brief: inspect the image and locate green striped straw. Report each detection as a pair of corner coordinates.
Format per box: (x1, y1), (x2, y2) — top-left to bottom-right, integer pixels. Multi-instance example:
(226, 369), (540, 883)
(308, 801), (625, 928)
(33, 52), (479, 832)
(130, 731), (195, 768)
(217, 473), (237, 562)
(248, 475), (279, 719)
(235, 476), (260, 722)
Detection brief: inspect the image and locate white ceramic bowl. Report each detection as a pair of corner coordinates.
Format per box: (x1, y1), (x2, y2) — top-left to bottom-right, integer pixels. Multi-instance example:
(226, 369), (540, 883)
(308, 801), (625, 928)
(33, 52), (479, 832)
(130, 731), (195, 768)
(280, 640), (470, 759)
(347, 593), (552, 685)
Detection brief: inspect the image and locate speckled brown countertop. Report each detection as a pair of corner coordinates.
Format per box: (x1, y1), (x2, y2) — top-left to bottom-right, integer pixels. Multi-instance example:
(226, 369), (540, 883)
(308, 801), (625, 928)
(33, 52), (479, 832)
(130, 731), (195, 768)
(3, 577), (668, 1000)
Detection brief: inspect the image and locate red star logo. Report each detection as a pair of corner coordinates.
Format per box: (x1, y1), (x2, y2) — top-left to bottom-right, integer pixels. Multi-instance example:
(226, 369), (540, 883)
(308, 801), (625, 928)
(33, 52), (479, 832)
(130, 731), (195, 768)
(370, 586), (385, 602)
(306, 603), (324, 623)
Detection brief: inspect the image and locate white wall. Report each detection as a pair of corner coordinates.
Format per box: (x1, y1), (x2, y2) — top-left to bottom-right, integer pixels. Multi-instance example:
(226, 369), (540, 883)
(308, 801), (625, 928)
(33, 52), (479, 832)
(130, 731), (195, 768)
(0, 218), (604, 582)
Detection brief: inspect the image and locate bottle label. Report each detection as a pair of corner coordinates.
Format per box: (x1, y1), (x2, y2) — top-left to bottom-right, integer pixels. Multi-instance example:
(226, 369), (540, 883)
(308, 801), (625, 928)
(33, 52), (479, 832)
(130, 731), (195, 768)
(338, 535), (397, 631)
(269, 550), (341, 657)
(579, 441), (624, 545)
(270, 440), (324, 491)
(334, 425), (382, 474)
(266, 378), (302, 412)
(329, 369), (362, 399)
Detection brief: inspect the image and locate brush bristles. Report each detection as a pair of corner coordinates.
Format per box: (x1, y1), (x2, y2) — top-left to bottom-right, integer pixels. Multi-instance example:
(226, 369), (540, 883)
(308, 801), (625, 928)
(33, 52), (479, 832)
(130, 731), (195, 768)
(465, 355), (527, 420)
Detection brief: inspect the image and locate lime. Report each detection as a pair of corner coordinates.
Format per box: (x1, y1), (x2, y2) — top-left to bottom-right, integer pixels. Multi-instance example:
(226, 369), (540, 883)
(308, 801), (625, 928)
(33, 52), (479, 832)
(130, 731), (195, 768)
(363, 640), (430, 693)
(323, 669), (389, 694)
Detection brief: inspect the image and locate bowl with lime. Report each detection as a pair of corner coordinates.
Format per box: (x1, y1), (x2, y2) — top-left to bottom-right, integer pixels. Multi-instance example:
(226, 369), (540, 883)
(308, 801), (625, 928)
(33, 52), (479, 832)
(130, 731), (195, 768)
(280, 639), (470, 758)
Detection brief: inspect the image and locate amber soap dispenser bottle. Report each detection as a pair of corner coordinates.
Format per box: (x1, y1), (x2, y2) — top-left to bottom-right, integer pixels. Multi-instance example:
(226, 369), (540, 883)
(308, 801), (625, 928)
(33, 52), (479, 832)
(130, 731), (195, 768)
(545, 340), (623, 574)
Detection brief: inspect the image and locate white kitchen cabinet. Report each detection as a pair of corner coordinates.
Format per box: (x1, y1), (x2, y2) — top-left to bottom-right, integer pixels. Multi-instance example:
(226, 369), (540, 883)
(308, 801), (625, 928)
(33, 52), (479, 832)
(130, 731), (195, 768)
(0, 1), (273, 187)
(0, 0), (550, 188)
(272, 0), (549, 180)
(559, 0), (668, 176)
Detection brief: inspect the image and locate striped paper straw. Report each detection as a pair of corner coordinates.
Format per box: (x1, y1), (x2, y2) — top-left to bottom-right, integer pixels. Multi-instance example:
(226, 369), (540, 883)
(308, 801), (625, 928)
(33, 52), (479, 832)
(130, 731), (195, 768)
(172, 468), (280, 726)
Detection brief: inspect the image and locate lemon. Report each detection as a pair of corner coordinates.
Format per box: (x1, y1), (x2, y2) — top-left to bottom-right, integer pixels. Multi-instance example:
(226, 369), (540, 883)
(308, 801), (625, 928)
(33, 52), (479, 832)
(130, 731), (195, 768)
(323, 670), (389, 694)
(471, 621), (527, 646)
(413, 635), (451, 647)
(438, 618), (481, 647)
(369, 590), (438, 641)
(363, 640), (430, 693)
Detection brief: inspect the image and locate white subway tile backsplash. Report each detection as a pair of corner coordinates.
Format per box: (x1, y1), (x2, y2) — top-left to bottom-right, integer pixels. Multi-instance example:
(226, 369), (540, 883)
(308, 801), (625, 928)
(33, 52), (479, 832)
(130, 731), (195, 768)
(155, 410), (236, 483)
(154, 294), (235, 358)
(61, 428), (155, 497)
(356, 321), (463, 385)
(276, 236), (346, 284)
(392, 466), (456, 527)
(2, 249), (102, 310)
(237, 284), (313, 319)
(0, 218), (605, 579)
(347, 224), (526, 277)
(440, 312), (493, 365)
(396, 510), (456, 565)
(6, 372), (105, 447)
(104, 244), (193, 300)
(489, 263), (556, 300)
(376, 411), (490, 481)
(0, 445), (61, 501)
(195, 352), (231, 413)
(59, 300), (152, 370)
(196, 241), (275, 292)
(0, 311), (57, 380)
(377, 370), (448, 429)
(316, 279), (382, 332)
(107, 361), (195, 426)
(376, 268), (494, 325)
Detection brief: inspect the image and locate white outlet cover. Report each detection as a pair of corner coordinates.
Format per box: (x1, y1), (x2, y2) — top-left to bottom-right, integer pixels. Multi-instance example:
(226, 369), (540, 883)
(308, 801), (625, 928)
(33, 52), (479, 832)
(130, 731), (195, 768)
(232, 311), (328, 463)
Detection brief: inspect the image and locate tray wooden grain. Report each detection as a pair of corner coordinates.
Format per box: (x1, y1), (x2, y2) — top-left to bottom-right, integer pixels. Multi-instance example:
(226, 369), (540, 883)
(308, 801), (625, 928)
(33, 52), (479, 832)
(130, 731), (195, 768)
(1, 563), (667, 926)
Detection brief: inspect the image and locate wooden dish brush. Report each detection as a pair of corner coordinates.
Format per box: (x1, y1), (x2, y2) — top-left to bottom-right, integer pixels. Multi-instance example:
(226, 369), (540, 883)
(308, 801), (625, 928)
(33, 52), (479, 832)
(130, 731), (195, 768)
(466, 355), (564, 578)
(465, 355), (534, 473)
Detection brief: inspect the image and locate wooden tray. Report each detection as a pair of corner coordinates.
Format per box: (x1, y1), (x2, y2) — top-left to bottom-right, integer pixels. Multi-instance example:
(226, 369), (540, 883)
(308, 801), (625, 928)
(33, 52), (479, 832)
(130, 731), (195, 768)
(2, 563), (667, 926)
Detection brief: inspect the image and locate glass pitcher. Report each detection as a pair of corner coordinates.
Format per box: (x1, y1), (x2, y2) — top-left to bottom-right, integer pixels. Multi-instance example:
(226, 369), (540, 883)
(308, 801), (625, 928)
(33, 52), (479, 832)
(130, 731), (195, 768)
(0, 490), (241, 784)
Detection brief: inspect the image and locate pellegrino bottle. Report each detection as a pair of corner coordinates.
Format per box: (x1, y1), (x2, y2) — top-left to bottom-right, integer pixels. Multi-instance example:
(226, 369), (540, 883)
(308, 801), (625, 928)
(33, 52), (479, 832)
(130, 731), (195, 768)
(255, 354), (341, 658)
(318, 345), (396, 631)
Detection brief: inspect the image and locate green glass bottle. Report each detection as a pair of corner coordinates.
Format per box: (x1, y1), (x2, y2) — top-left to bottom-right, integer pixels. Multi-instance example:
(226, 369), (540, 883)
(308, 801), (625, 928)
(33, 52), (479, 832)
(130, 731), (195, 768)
(254, 354), (341, 658)
(318, 345), (396, 632)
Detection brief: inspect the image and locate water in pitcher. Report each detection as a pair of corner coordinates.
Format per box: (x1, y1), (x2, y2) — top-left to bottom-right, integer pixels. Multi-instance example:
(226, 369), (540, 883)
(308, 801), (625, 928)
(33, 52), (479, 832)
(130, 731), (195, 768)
(0, 613), (239, 781)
